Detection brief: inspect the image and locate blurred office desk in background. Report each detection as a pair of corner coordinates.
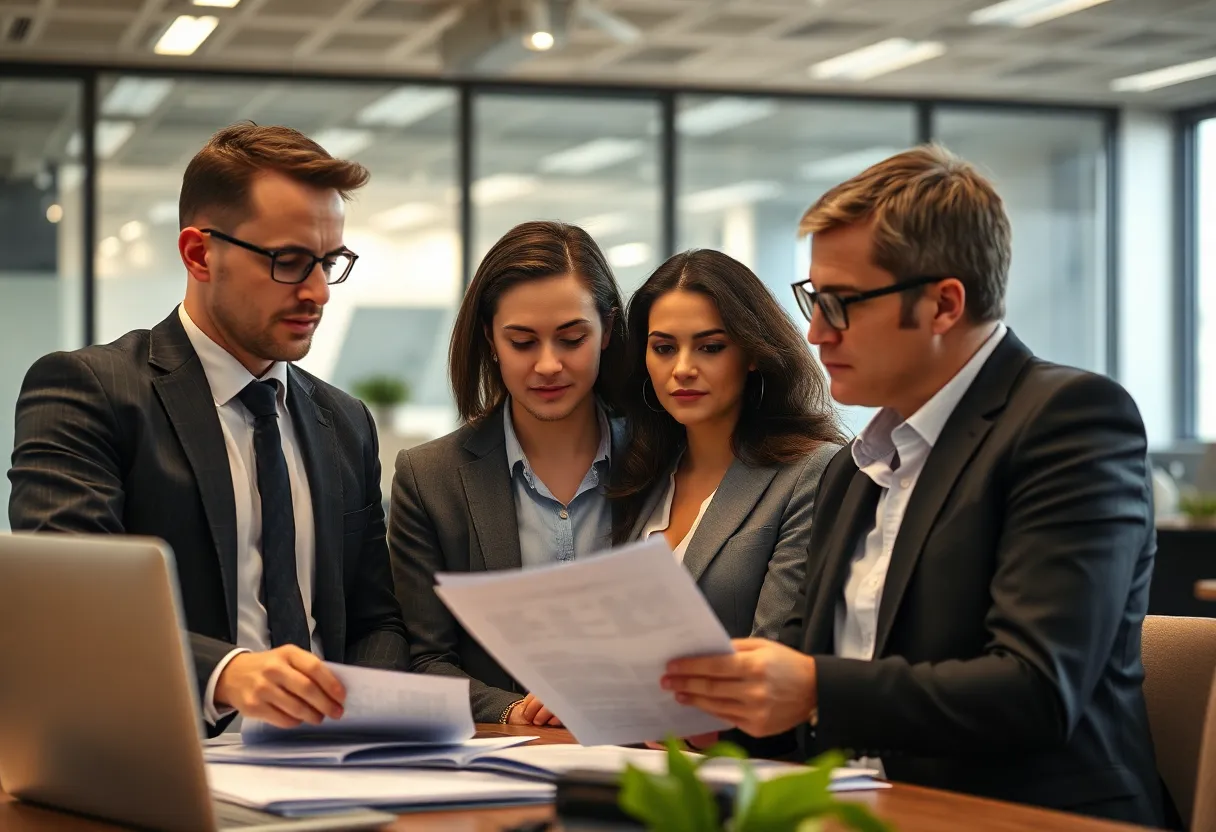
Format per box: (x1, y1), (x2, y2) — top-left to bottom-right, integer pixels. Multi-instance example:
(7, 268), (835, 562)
(0, 725), (1161, 832)
(1150, 519), (1216, 617)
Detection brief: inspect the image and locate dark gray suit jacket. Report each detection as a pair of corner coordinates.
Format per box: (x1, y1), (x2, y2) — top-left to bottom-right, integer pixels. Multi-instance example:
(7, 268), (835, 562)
(782, 331), (1163, 827)
(627, 443), (839, 641)
(8, 310), (408, 735)
(390, 412), (625, 723)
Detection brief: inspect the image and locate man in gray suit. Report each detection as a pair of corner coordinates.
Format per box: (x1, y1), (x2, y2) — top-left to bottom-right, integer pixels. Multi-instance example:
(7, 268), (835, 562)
(9, 123), (407, 737)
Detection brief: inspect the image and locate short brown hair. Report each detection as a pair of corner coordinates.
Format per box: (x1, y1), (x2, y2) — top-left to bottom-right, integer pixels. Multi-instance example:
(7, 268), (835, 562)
(178, 122), (370, 229)
(799, 144), (1011, 323)
(449, 221), (627, 425)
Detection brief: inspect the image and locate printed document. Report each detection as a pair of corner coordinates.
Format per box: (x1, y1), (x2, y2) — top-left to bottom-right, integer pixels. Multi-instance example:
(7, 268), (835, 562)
(434, 537), (734, 746)
(240, 664), (474, 745)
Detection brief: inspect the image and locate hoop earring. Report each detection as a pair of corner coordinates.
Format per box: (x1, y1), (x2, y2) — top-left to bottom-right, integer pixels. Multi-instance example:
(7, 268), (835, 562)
(642, 379), (666, 414)
(752, 373), (766, 407)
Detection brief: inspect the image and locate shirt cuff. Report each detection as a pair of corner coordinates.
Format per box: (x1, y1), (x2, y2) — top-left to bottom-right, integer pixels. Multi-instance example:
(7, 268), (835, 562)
(203, 647), (251, 725)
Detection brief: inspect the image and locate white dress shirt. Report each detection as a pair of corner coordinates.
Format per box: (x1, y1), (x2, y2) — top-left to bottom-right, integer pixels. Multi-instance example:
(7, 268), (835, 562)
(834, 322), (1007, 663)
(178, 305), (321, 724)
(640, 458), (716, 563)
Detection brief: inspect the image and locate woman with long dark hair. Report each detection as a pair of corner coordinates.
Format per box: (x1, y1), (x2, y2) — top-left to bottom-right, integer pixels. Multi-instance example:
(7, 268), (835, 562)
(613, 249), (844, 639)
(389, 220), (627, 727)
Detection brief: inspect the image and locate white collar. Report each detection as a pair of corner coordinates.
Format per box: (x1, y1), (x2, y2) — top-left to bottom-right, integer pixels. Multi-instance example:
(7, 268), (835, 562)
(178, 304), (289, 408)
(853, 321), (1007, 468)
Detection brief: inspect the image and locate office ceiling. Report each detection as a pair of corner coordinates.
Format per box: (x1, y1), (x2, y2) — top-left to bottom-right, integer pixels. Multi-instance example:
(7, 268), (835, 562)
(0, 0), (1214, 108)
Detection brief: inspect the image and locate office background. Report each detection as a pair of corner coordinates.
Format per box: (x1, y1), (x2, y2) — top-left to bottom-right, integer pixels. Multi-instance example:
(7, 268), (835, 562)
(0, 0), (1213, 523)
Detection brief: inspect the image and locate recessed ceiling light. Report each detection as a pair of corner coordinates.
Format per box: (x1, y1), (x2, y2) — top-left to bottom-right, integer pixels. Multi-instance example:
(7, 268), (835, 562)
(154, 15), (219, 56)
(1111, 56), (1216, 92)
(810, 38), (946, 81)
(969, 0), (1112, 28)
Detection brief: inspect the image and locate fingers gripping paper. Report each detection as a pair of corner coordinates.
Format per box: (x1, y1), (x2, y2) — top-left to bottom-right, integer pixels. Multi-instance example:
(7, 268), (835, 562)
(434, 538), (734, 746)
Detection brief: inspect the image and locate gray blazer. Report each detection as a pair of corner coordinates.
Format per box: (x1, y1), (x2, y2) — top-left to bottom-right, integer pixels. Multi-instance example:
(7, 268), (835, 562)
(389, 412), (627, 723)
(628, 441), (840, 640)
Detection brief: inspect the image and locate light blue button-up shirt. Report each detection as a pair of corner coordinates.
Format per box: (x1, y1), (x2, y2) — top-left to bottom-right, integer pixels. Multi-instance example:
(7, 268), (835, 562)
(503, 401), (613, 568)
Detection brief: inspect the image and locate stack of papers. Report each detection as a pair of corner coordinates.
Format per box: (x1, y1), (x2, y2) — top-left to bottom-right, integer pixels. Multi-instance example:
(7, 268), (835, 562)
(205, 745), (885, 816)
(206, 764), (556, 816)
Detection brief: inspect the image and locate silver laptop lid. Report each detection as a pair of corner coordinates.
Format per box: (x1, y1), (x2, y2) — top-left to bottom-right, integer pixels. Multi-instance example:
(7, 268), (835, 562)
(0, 533), (218, 832)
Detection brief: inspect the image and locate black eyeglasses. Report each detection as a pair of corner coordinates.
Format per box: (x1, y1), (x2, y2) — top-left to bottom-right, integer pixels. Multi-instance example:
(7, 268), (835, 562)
(791, 275), (948, 331)
(201, 228), (358, 285)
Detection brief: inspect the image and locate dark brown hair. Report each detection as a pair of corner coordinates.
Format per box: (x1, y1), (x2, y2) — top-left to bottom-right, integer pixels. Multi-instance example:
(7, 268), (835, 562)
(178, 122), (370, 229)
(449, 221), (627, 425)
(611, 249), (845, 543)
(799, 144), (1011, 323)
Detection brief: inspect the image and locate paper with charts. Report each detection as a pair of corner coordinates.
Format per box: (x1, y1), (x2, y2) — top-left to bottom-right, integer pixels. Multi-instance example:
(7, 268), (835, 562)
(434, 537), (734, 746)
(240, 663), (474, 745)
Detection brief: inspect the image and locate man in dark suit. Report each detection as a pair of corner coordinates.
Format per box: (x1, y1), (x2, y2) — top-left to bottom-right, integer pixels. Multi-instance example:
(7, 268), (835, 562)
(9, 123), (407, 736)
(662, 145), (1164, 826)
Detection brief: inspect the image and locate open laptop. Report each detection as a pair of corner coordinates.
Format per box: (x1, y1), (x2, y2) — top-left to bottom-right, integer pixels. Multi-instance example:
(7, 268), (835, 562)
(0, 533), (394, 832)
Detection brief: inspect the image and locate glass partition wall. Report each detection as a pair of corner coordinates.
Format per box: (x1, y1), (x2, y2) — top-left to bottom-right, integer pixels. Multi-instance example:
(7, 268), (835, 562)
(0, 77), (86, 519)
(0, 66), (1125, 528)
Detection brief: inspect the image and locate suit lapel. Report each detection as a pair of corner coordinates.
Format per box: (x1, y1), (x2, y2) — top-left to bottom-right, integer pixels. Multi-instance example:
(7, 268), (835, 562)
(288, 369), (345, 661)
(681, 460), (777, 582)
(804, 467), (882, 654)
(871, 330), (1034, 656)
(148, 311), (240, 638)
(460, 416), (522, 573)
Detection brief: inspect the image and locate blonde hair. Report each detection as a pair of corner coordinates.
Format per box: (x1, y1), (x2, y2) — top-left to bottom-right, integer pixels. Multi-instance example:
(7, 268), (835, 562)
(799, 144), (1011, 323)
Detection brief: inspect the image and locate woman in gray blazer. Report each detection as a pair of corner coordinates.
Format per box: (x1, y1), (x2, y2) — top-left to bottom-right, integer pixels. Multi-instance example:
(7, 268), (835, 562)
(389, 221), (628, 726)
(612, 249), (845, 641)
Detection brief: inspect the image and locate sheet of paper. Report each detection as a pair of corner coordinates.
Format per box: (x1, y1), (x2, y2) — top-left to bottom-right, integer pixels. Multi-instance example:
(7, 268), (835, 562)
(206, 763), (555, 813)
(203, 735), (533, 767)
(434, 538), (734, 746)
(241, 663), (474, 745)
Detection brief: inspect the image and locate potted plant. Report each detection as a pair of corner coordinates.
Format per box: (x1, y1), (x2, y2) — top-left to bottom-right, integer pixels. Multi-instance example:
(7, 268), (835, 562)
(619, 738), (890, 832)
(350, 374), (411, 432)
(1179, 490), (1216, 528)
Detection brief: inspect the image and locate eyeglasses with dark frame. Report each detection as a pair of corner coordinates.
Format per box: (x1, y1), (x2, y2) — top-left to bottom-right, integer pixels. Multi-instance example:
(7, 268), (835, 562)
(790, 275), (948, 331)
(201, 228), (358, 285)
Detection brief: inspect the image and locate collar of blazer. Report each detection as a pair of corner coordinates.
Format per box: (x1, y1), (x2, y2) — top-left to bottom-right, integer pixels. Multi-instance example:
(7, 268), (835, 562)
(147, 309), (345, 654)
(810, 328), (1036, 659)
(627, 452), (780, 582)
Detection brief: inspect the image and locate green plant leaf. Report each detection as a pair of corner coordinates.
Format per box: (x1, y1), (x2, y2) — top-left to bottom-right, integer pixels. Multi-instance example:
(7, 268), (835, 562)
(663, 737), (720, 830)
(733, 751), (846, 832)
(620, 764), (693, 832)
(350, 374), (410, 407)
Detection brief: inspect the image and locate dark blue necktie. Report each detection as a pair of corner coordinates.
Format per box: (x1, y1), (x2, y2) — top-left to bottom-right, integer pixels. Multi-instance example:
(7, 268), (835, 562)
(237, 380), (310, 652)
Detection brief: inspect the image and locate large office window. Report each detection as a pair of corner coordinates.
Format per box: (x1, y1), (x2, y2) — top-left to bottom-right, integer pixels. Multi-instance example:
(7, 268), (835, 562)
(1197, 118), (1216, 439)
(678, 96), (919, 434)
(934, 109), (1108, 374)
(0, 78), (84, 526)
(94, 75), (461, 452)
(473, 92), (662, 295)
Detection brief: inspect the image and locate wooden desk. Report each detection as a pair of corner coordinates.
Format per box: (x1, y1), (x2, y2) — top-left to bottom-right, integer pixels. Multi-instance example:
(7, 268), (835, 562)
(1198, 580), (1216, 601)
(0, 725), (1156, 832)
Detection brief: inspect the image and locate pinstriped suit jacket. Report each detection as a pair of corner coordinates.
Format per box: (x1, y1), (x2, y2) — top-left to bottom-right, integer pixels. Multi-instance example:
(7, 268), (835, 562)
(8, 310), (408, 734)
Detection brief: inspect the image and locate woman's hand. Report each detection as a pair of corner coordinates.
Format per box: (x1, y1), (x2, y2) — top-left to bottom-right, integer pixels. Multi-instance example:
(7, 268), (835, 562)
(516, 692), (564, 727)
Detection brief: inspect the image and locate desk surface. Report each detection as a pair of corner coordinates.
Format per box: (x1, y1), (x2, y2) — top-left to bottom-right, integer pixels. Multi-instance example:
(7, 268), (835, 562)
(1198, 579), (1216, 601)
(0, 725), (1154, 832)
